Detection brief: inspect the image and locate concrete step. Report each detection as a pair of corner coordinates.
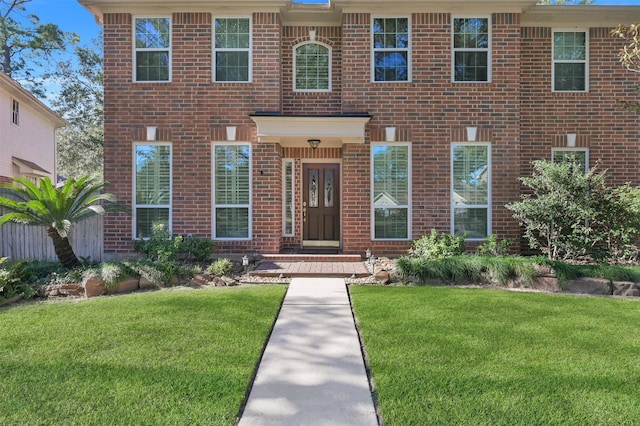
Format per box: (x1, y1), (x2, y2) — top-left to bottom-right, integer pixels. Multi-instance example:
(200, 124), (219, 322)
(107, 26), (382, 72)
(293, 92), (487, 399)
(260, 254), (363, 263)
(251, 260), (370, 278)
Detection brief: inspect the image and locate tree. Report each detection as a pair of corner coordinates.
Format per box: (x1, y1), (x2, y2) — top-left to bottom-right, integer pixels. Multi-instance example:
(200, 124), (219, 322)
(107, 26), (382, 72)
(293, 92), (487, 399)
(0, 0), (77, 97)
(612, 23), (640, 113)
(0, 176), (125, 269)
(52, 36), (104, 179)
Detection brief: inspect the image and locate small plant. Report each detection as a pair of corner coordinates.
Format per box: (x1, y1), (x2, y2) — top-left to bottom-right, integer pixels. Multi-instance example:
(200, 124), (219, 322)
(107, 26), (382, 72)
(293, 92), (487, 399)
(408, 229), (466, 259)
(133, 223), (183, 263)
(476, 234), (514, 257)
(205, 258), (234, 277)
(0, 258), (35, 300)
(181, 236), (214, 262)
(83, 262), (128, 291)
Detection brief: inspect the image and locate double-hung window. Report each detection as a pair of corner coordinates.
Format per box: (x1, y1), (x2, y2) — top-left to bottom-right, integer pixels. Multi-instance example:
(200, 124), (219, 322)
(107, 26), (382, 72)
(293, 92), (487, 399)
(451, 143), (491, 239)
(552, 148), (589, 172)
(553, 30), (588, 92)
(11, 99), (19, 126)
(372, 17), (410, 82)
(372, 143), (411, 240)
(134, 143), (172, 239)
(214, 17), (251, 82)
(213, 143), (252, 240)
(453, 17), (490, 82)
(134, 17), (171, 82)
(294, 42), (331, 92)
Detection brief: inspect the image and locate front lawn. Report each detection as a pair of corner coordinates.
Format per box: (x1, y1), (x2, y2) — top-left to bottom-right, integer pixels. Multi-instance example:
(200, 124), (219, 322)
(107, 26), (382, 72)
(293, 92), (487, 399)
(0, 286), (286, 425)
(351, 286), (640, 425)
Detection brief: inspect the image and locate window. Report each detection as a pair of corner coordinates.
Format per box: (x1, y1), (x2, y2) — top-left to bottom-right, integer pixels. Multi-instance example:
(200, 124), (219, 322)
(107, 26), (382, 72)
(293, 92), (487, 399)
(134, 17), (171, 82)
(134, 143), (172, 239)
(283, 159), (295, 236)
(453, 17), (490, 82)
(294, 42), (331, 92)
(214, 17), (251, 82)
(372, 17), (410, 82)
(451, 144), (491, 239)
(552, 148), (589, 172)
(11, 99), (19, 125)
(213, 143), (251, 239)
(372, 143), (411, 240)
(553, 30), (588, 92)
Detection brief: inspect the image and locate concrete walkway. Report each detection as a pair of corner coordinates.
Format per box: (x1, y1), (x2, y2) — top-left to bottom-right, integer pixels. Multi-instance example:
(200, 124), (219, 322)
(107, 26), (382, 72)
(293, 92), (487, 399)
(238, 278), (378, 426)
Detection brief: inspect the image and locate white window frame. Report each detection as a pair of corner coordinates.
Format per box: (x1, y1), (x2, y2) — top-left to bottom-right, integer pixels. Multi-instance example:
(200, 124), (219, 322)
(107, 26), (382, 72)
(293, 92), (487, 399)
(283, 159), (295, 236)
(133, 16), (172, 83)
(450, 142), (492, 240)
(552, 29), (589, 93)
(293, 41), (332, 92)
(370, 142), (412, 241)
(212, 141), (253, 241)
(452, 16), (492, 83)
(371, 15), (412, 83)
(133, 142), (173, 239)
(11, 99), (19, 126)
(213, 16), (253, 83)
(552, 147), (589, 172)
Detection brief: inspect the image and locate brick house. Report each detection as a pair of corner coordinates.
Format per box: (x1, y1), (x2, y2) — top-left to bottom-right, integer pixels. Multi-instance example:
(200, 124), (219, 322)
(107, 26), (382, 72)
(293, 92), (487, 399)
(0, 72), (65, 185)
(78, 0), (640, 258)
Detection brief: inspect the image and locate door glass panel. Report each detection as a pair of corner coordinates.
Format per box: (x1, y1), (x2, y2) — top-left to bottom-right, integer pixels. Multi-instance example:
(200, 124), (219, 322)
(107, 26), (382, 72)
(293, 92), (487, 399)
(324, 169), (334, 207)
(309, 170), (318, 207)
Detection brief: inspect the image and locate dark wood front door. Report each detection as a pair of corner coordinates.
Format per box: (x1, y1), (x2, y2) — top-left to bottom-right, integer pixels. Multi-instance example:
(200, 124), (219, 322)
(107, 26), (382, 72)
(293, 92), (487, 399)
(303, 163), (340, 247)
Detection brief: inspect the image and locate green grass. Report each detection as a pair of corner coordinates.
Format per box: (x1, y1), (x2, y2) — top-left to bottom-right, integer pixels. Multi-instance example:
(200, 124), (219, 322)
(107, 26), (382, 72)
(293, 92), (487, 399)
(351, 286), (640, 426)
(0, 286), (286, 425)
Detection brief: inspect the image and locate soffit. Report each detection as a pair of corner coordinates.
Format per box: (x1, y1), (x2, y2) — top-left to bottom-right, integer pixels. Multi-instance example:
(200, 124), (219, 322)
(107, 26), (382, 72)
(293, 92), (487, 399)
(522, 6), (640, 27)
(250, 114), (372, 148)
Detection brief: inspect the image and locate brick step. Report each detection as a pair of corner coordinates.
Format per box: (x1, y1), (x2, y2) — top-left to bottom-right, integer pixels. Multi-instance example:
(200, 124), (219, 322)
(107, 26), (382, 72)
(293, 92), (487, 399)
(251, 260), (370, 278)
(260, 254), (363, 263)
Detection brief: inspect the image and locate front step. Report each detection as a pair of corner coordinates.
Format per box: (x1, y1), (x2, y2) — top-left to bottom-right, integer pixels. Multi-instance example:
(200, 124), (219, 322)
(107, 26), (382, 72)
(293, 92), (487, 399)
(252, 255), (370, 278)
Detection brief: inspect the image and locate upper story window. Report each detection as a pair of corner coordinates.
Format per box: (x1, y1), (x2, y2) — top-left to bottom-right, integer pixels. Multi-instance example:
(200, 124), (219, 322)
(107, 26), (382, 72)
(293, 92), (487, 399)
(294, 42), (331, 92)
(134, 17), (171, 82)
(453, 17), (490, 82)
(553, 30), (588, 92)
(11, 99), (19, 126)
(372, 17), (410, 82)
(214, 17), (251, 82)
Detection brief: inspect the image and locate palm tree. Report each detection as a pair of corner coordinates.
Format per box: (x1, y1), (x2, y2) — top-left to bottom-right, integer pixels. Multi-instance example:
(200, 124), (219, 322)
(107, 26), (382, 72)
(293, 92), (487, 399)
(0, 176), (124, 269)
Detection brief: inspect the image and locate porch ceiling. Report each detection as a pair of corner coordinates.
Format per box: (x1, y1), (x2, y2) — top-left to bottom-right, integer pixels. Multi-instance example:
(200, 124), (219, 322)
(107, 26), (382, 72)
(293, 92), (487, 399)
(250, 114), (372, 148)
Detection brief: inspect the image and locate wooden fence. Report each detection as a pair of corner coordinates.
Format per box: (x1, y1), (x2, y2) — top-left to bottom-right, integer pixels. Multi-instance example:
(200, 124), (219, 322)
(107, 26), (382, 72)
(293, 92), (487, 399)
(0, 214), (103, 262)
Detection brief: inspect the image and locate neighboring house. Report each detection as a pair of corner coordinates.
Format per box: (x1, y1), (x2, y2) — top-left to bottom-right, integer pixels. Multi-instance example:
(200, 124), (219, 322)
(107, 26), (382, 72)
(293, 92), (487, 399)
(0, 72), (65, 185)
(79, 0), (640, 257)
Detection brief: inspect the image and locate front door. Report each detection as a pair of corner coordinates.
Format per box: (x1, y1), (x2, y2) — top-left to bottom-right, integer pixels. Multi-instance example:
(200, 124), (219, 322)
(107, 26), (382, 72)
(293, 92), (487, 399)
(303, 163), (340, 247)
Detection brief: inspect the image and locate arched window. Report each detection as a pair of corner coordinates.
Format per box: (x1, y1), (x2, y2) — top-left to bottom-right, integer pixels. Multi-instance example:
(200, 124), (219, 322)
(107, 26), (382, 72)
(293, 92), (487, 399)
(294, 42), (331, 92)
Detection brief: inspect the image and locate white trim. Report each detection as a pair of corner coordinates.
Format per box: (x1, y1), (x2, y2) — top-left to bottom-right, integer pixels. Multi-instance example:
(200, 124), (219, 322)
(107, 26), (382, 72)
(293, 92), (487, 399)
(552, 28), (589, 93)
(551, 147), (590, 172)
(450, 142), (492, 241)
(212, 141), (253, 241)
(451, 15), (492, 83)
(371, 15), (412, 83)
(132, 16), (172, 83)
(282, 159), (295, 236)
(212, 16), (253, 83)
(132, 142), (173, 239)
(293, 41), (332, 92)
(370, 142), (412, 241)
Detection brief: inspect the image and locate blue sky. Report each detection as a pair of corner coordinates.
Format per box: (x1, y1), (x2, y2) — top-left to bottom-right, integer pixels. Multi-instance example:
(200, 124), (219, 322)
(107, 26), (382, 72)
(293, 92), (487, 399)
(23, 0), (640, 48)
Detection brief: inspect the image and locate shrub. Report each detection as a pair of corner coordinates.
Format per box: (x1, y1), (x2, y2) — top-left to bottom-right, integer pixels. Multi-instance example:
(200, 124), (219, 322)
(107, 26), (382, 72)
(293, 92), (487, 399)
(0, 258), (35, 300)
(181, 236), (214, 262)
(408, 229), (466, 259)
(83, 262), (129, 291)
(205, 258), (234, 277)
(476, 234), (514, 257)
(134, 223), (214, 263)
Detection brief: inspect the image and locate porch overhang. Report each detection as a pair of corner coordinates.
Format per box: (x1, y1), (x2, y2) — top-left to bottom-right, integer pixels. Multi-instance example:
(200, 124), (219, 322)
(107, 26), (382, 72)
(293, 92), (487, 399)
(250, 113), (372, 148)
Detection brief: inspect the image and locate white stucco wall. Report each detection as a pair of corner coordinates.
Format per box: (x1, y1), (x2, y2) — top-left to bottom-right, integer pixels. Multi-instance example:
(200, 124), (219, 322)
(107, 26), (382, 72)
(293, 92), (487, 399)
(0, 74), (64, 182)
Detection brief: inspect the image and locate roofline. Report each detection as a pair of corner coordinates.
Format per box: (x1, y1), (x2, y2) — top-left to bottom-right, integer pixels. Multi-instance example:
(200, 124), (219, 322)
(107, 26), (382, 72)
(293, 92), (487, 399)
(0, 72), (67, 129)
(522, 5), (640, 27)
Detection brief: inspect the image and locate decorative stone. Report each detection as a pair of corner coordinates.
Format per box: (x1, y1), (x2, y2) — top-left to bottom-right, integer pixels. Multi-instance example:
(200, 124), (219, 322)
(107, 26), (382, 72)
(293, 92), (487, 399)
(190, 274), (211, 286)
(612, 281), (634, 296)
(57, 283), (84, 297)
(534, 276), (560, 293)
(115, 277), (139, 293)
(622, 287), (640, 297)
(374, 270), (391, 285)
(534, 264), (555, 277)
(139, 276), (157, 290)
(563, 277), (612, 295)
(222, 276), (238, 286)
(84, 277), (106, 298)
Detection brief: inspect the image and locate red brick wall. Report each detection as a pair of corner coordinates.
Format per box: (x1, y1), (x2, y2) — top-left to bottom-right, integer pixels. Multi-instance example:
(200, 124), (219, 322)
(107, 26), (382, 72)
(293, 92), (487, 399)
(103, 12), (282, 256)
(520, 26), (640, 185)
